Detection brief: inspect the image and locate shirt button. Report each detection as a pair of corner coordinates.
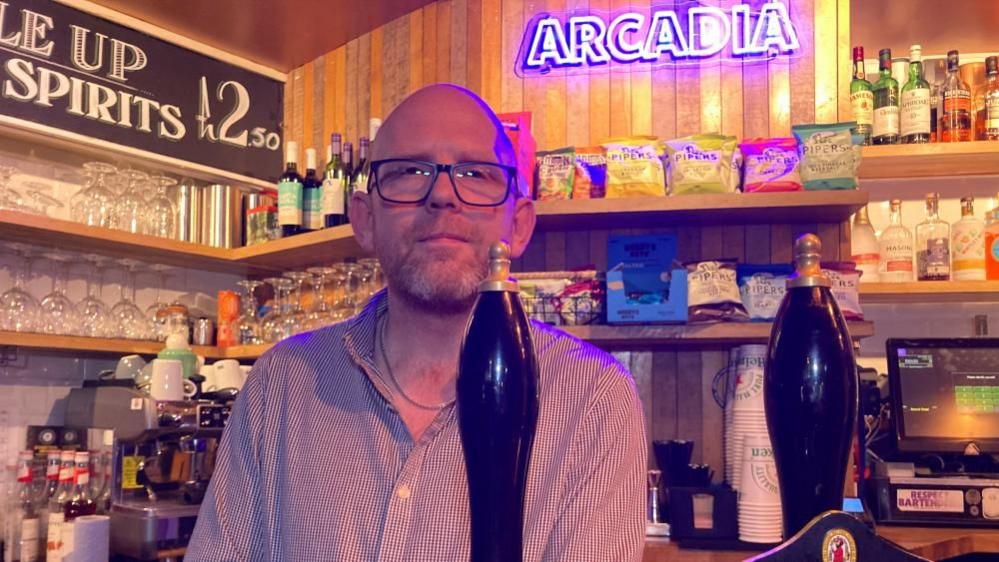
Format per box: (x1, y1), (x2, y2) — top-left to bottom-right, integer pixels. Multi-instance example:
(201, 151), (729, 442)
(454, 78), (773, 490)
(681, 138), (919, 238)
(397, 485), (411, 500)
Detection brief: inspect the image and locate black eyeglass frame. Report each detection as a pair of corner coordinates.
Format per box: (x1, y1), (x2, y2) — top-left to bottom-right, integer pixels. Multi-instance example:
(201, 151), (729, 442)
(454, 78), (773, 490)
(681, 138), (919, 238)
(368, 158), (520, 207)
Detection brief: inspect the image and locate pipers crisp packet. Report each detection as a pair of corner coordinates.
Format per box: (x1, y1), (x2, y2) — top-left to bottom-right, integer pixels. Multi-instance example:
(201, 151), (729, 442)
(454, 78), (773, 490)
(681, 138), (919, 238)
(573, 146), (607, 199)
(792, 122), (859, 190)
(736, 264), (793, 321)
(603, 137), (666, 198)
(664, 134), (741, 195)
(738, 138), (803, 193)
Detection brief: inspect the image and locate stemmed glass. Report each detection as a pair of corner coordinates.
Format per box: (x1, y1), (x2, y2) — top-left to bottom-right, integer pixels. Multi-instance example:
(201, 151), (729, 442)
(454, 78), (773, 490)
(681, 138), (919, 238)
(331, 262), (362, 315)
(235, 280), (264, 345)
(38, 253), (82, 335)
(111, 259), (153, 340)
(76, 254), (114, 338)
(20, 181), (64, 217)
(282, 271), (312, 335)
(304, 267), (337, 329)
(144, 265), (172, 341)
(146, 175), (178, 238)
(70, 162), (117, 228)
(112, 170), (150, 234)
(0, 165), (28, 212)
(0, 244), (40, 332)
(261, 277), (293, 342)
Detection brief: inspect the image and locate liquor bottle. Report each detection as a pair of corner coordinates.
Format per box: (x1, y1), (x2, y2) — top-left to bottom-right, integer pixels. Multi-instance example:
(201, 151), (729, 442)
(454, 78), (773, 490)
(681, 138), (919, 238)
(457, 241), (539, 562)
(7, 451), (41, 562)
(343, 142), (355, 183)
(301, 148), (322, 232)
(850, 206), (880, 282)
(872, 48), (900, 145)
(879, 199), (915, 282)
(915, 193), (951, 281)
(850, 47), (874, 145)
(765, 234), (858, 539)
(278, 141), (304, 237)
(952, 197), (986, 281)
(984, 56), (999, 140)
(321, 133), (347, 228)
(941, 50), (973, 142)
(353, 137), (370, 193)
(900, 45), (931, 144)
(63, 452), (96, 522)
(43, 450), (60, 500)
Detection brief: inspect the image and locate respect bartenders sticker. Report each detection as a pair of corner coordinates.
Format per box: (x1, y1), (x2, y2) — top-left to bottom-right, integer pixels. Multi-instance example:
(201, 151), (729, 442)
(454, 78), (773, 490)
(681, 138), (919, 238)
(896, 489), (964, 512)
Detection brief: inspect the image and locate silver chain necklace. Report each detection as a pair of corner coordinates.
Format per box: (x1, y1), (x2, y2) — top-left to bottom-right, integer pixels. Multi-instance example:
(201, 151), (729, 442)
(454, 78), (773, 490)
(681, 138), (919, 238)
(377, 314), (456, 411)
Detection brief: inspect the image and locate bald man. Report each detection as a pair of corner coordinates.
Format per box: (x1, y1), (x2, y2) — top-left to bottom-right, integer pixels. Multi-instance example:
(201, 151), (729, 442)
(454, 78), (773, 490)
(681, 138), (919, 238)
(186, 85), (647, 562)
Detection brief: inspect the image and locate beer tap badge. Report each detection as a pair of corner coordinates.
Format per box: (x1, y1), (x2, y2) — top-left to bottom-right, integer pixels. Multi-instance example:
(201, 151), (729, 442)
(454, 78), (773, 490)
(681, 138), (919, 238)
(517, 0), (800, 76)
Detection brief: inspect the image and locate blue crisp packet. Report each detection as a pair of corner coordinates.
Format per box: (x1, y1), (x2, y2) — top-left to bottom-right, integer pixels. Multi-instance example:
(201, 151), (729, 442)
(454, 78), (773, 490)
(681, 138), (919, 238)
(736, 263), (793, 321)
(792, 122), (859, 190)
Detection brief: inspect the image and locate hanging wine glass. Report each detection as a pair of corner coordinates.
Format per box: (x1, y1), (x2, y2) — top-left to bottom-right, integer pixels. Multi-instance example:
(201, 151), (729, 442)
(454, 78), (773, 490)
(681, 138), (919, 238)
(235, 279), (264, 345)
(20, 182), (64, 217)
(282, 271), (312, 335)
(112, 169), (150, 234)
(144, 264), (173, 341)
(70, 162), (117, 228)
(38, 253), (82, 335)
(0, 244), (40, 332)
(76, 254), (114, 338)
(0, 165), (29, 212)
(110, 259), (153, 340)
(146, 175), (178, 238)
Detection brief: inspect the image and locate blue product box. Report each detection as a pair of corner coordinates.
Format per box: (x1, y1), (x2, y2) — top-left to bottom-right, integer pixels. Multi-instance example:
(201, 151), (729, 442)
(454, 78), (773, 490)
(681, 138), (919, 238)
(606, 235), (688, 324)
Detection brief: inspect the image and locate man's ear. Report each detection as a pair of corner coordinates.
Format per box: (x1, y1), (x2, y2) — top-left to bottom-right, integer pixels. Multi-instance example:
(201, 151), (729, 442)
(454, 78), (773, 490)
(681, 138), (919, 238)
(349, 192), (376, 253)
(509, 197), (536, 259)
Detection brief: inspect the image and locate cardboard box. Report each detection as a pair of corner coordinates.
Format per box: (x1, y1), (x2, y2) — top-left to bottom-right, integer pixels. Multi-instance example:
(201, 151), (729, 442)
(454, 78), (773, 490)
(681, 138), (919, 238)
(606, 235), (688, 324)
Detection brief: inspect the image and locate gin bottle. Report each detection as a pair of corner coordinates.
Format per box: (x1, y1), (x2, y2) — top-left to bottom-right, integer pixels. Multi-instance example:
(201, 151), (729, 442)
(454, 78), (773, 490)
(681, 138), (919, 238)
(850, 206), (880, 282)
(916, 193), (951, 281)
(952, 197), (986, 281)
(879, 199), (914, 282)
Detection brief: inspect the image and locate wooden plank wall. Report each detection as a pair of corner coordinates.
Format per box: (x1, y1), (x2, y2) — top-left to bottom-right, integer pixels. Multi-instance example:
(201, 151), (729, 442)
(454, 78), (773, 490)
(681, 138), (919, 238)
(282, 0), (851, 475)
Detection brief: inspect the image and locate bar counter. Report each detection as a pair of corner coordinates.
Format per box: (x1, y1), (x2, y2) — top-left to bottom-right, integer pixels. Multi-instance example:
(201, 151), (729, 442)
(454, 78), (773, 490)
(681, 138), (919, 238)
(642, 527), (999, 561)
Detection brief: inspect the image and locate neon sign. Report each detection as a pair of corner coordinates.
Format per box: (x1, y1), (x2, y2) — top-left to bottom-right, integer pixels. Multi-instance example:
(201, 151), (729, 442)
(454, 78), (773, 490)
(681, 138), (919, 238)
(517, 0), (800, 76)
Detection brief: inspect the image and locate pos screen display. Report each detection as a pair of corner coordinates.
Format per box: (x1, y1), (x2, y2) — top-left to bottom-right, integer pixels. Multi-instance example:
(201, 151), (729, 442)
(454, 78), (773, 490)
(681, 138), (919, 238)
(887, 338), (999, 453)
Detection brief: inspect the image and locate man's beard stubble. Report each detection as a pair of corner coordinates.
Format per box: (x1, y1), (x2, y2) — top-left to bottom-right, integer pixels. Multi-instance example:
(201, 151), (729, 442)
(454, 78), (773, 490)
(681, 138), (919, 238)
(377, 236), (489, 316)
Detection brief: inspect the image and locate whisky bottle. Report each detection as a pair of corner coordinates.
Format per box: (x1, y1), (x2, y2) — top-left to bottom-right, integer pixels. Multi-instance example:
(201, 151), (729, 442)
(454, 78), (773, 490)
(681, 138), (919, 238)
(879, 199), (914, 282)
(900, 45), (931, 144)
(941, 50), (972, 142)
(457, 242), (539, 562)
(765, 234), (858, 539)
(952, 197), (986, 281)
(850, 47), (874, 145)
(915, 193), (951, 281)
(872, 48), (900, 145)
(984, 57), (999, 140)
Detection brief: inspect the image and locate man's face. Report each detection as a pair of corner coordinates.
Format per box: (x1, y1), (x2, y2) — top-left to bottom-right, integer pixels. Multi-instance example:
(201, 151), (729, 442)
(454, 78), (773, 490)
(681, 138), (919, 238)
(349, 86), (535, 314)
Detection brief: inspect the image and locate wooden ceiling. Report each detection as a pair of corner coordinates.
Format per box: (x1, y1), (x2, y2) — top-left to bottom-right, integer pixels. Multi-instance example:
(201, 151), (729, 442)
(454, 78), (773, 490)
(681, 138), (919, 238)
(85, 0), (436, 73)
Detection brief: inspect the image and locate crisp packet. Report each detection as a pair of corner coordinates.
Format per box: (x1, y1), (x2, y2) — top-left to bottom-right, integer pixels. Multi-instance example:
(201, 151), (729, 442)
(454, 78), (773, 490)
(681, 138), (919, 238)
(519, 278), (571, 324)
(738, 138), (803, 193)
(664, 134), (741, 195)
(685, 259), (749, 323)
(823, 262), (864, 321)
(573, 147), (607, 199)
(558, 277), (604, 325)
(736, 264), (792, 321)
(792, 122), (859, 190)
(603, 137), (666, 198)
(535, 148), (574, 200)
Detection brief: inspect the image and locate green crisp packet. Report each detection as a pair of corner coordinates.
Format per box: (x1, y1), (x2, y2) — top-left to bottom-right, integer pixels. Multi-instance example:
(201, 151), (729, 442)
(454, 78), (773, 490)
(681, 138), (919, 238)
(663, 134), (741, 195)
(535, 147), (575, 200)
(792, 122), (859, 190)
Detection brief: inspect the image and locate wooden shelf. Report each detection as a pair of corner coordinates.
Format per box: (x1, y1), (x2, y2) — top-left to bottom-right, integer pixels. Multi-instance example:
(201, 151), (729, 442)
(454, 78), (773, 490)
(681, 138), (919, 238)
(860, 281), (999, 303)
(533, 191), (868, 230)
(859, 141), (999, 180)
(561, 322), (874, 349)
(0, 332), (217, 358)
(216, 344), (271, 360)
(230, 225), (366, 272)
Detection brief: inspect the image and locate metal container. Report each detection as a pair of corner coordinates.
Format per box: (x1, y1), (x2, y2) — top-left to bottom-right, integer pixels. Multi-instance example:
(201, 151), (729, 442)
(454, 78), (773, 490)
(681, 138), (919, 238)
(201, 184), (243, 249)
(175, 181), (203, 244)
(193, 318), (215, 346)
(243, 190), (278, 246)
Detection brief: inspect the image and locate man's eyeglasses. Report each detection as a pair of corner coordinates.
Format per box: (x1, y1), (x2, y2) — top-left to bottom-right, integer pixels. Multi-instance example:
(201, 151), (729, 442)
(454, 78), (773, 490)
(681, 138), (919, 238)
(368, 159), (518, 207)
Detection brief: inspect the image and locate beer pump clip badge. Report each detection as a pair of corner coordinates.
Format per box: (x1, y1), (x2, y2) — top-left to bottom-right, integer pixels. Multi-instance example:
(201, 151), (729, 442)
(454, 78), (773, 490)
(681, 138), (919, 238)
(821, 528), (857, 562)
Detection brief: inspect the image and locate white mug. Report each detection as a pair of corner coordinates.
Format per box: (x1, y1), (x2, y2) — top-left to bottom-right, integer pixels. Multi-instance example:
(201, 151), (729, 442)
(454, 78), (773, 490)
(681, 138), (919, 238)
(149, 359), (197, 401)
(207, 359), (245, 392)
(115, 355), (147, 380)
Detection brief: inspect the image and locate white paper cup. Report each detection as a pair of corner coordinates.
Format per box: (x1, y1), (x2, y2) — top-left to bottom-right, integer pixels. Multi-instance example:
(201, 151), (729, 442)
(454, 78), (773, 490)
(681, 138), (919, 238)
(732, 345), (767, 412)
(738, 435), (781, 506)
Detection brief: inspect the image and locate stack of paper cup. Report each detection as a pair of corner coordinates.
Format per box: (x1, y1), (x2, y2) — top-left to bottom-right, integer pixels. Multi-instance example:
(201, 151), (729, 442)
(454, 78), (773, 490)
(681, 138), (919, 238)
(728, 344), (769, 491)
(738, 435), (783, 544)
(723, 347), (740, 484)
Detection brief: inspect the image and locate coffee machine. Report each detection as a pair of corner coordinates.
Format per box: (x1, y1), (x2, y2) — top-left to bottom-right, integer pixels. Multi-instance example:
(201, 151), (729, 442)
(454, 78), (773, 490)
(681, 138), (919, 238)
(64, 381), (232, 560)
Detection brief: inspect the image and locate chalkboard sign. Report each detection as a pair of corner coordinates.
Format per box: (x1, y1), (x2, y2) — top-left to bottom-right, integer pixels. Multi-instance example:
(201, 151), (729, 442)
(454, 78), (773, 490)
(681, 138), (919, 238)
(0, 0), (283, 181)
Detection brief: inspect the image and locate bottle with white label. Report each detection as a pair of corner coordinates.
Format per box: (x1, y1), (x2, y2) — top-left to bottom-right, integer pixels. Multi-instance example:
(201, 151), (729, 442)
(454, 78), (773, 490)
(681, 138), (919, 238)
(850, 46), (874, 145)
(6, 451), (41, 562)
(873, 48), (900, 145)
(900, 45), (931, 144)
(952, 196), (986, 280)
(302, 148), (322, 232)
(915, 192), (951, 281)
(322, 133), (347, 228)
(879, 199), (914, 282)
(278, 141), (304, 237)
(851, 205), (880, 282)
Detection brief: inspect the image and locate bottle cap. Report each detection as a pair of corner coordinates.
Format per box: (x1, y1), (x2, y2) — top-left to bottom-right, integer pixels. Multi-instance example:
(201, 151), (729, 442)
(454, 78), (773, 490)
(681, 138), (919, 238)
(305, 148), (317, 170)
(787, 233), (830, 289)
(987, 57), (998, 75)
(286, 141), (298, 163)
(478, 241), (519, 292)
(852, 46), (863, 60)
(910, 44), (922, 62)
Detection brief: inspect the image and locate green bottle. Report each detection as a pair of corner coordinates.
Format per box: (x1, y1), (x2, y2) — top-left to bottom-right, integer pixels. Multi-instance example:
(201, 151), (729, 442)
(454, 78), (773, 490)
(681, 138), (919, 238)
(850, 46), (874, 145)
(872, 48), (900, 145)
(900, 44), (931, 144)
(322, 133), (346, 228)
